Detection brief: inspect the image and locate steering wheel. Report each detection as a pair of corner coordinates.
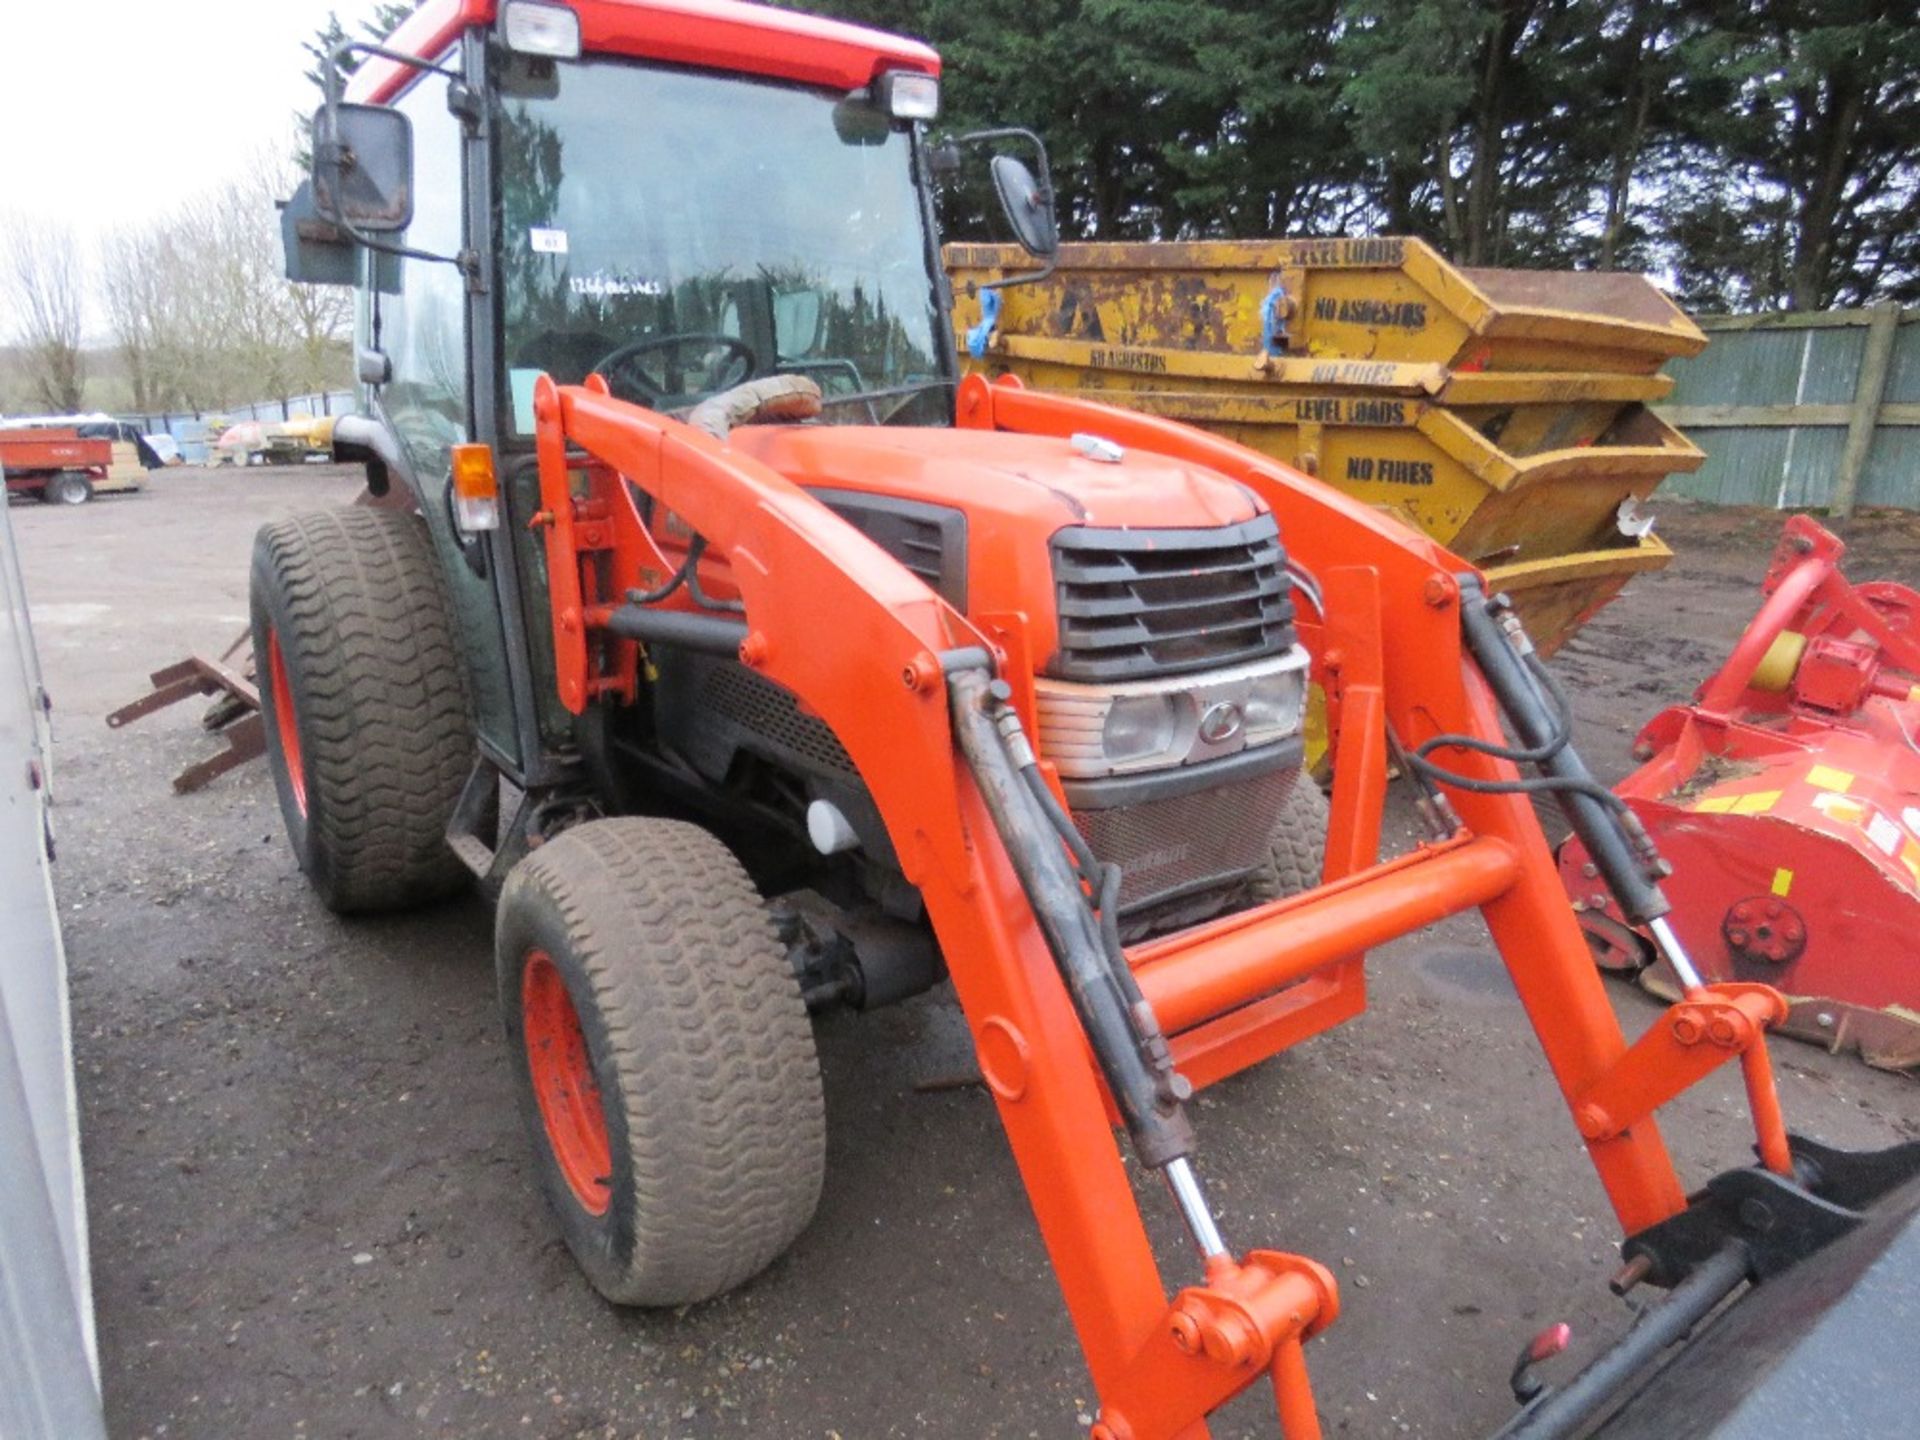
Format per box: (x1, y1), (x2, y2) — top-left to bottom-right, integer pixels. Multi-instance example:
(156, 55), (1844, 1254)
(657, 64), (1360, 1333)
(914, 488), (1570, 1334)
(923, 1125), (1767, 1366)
(590, 333), (759, 407)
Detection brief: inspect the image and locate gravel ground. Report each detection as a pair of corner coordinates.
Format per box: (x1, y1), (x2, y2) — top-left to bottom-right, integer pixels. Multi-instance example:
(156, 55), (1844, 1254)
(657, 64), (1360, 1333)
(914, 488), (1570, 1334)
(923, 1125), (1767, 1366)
(13, 467), (1916, 1440)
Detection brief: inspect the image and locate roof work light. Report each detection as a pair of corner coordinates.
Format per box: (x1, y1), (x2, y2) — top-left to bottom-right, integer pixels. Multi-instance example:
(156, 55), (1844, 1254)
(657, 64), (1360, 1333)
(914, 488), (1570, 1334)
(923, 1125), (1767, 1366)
(876, 70), (940, 121)
(501, 1), (583, 59)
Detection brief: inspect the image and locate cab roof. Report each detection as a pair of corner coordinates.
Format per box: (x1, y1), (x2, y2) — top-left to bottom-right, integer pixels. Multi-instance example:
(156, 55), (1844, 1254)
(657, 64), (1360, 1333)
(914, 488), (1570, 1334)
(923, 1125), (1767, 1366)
(346, 0), (940, 104)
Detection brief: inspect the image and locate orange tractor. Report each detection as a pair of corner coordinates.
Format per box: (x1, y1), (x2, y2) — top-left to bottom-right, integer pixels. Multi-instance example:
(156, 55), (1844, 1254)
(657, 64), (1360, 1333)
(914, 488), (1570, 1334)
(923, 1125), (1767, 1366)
(265, 3), (1920, 1436)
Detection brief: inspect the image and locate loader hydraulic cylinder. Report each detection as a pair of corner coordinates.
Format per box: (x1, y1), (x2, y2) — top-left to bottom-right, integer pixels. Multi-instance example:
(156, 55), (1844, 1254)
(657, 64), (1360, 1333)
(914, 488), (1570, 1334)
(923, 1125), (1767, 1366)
(604, 604), (749, 656)
(1456, 576), (1671, 928)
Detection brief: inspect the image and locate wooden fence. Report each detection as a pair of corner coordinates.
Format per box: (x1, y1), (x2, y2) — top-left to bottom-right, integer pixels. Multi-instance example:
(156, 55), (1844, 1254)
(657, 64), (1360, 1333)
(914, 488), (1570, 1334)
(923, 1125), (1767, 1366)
(1655, 304), (1920, 515)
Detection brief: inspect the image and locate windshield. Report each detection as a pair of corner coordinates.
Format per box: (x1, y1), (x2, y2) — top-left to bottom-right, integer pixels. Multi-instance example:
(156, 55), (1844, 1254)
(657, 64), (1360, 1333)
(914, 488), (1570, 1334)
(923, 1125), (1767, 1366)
(495, 56), (951, 433)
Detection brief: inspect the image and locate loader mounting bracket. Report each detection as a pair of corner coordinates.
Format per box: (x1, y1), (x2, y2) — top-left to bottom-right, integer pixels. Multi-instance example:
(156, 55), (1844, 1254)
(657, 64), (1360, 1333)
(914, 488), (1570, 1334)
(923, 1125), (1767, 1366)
(1621, 1135), (1920, 1288)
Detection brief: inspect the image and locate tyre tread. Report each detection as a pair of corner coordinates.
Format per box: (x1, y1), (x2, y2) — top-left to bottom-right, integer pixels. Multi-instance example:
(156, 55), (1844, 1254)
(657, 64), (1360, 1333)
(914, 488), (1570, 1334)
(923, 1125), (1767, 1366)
(499, 817), (825, 1306)
(251, 508), (470, 911)
(1246, 775), (1329, 903)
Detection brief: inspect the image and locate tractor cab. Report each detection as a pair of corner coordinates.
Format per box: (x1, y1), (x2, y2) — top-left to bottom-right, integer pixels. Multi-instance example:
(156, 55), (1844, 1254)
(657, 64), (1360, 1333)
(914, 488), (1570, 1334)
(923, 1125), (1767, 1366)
(285, 0), (1314, 945)
(283, 0), (1061, 790)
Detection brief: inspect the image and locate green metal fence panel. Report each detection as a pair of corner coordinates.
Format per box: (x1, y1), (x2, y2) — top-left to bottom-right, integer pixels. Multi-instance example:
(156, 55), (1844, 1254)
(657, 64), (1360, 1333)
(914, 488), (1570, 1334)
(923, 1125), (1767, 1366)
(1882, 320), (1920, 406)
(1656, 308), (1920, 511)
(1861, 427), (1920, 509)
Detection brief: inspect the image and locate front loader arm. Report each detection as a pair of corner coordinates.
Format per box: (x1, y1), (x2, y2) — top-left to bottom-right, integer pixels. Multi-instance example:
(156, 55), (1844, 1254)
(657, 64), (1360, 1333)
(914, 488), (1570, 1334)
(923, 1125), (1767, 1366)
(534, 373), (1804, 1440)
(531, 374), (1196, 1383)
(959, 374), (1796, 1225)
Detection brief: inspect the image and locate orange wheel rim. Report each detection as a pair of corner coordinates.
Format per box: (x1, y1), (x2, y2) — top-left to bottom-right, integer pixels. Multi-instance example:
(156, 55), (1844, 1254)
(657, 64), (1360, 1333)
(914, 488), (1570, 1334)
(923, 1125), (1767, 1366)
(521, 950), (613, 1216)
(266, 627), (307, 817)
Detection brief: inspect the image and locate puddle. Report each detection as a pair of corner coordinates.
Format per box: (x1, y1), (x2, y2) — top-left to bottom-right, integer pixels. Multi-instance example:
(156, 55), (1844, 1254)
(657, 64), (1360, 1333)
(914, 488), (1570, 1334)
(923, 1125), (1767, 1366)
(1413, 944), (1519, 1006)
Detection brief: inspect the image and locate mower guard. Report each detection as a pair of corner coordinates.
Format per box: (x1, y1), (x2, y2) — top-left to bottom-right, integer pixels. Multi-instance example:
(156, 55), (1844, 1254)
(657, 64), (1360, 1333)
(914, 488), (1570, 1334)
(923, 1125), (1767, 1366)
(1561, 514), (1920, 1069)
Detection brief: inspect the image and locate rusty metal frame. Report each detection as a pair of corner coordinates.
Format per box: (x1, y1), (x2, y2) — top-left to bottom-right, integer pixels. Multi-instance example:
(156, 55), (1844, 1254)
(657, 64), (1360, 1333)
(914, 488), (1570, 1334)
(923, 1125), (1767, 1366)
(106, 643), (265, 795)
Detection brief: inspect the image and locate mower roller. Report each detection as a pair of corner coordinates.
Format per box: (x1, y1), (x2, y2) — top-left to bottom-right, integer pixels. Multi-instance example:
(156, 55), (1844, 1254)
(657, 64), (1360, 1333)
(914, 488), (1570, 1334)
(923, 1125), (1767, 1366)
(1562, 513), (1920, 1070)
(252, 3), (1920, 1436)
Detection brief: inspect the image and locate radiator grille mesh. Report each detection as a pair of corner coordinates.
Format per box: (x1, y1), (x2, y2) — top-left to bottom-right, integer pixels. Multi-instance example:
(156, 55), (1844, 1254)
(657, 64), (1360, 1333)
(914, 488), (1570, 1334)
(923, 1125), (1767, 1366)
(697, 661), (856, 776)
(1074, 767), (1294, 915)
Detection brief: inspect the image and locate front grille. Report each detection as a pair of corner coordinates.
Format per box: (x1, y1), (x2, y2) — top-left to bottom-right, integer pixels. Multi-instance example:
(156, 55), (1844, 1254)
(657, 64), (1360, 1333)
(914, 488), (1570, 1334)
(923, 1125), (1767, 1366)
(1050, 515), (1294, 682)
(1074, 765), (1295, 916)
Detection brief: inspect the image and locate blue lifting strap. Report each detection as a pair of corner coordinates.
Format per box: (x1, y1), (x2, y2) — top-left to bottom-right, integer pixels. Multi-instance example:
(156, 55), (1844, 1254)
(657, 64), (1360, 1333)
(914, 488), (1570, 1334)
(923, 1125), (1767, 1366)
(966, 286), (1003, 359)
(1261, 281), (1289, 356)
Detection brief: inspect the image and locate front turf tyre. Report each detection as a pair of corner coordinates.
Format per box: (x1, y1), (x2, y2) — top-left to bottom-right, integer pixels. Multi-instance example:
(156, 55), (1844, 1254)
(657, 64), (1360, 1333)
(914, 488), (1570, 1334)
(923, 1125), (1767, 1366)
(1246, 775), (1331, 903)
(496, 817), (826, 1308)
(249, 508), (472, 913)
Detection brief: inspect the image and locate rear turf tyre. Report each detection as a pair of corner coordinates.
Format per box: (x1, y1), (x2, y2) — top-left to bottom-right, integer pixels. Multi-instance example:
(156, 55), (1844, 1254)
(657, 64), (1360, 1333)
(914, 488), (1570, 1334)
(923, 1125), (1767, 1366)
(1246, 775), (1330, 903)
(496, 817), (826, 1307)
(44, 472), (93, 505)
(249, 508), (471, 913)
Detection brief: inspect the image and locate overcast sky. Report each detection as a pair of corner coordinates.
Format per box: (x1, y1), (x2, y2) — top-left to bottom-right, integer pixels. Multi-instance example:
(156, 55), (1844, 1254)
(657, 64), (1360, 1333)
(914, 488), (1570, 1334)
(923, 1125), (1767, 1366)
(0, 0), (388, 302)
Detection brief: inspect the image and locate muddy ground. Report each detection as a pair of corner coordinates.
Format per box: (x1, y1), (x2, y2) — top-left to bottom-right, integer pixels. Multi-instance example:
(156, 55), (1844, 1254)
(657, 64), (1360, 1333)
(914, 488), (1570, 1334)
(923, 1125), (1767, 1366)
(14, 467), (1917, 1440)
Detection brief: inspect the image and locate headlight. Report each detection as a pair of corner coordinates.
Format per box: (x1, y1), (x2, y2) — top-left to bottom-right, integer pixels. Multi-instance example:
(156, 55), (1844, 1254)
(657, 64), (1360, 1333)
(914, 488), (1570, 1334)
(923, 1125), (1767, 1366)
(1102, 694), (1179, 765)
(1034, 648), (1310, 779)
(1244, 665), (1307, 738)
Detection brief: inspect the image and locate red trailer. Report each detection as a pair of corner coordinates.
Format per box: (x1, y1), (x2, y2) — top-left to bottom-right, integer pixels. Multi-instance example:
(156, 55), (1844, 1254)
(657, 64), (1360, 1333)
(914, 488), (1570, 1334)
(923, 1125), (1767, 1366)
(0, 428), (111, 505)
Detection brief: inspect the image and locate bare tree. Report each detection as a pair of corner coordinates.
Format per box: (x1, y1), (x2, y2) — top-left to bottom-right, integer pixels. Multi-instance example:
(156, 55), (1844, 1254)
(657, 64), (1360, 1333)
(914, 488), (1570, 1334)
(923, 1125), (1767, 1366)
(2, 214), (87, 413)
(97, 148), (352, 414)
(100, 227), (171, 412)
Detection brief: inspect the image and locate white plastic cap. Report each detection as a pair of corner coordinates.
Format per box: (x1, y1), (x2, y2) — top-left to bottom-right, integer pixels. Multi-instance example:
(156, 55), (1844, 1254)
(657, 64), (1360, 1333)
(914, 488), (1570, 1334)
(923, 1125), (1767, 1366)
(806, 800), (861, 856)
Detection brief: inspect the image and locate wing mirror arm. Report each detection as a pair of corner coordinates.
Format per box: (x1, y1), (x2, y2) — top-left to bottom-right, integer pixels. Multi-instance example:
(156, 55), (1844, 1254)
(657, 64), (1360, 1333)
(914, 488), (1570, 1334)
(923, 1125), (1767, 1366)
(939, 126), (1060, 292)
(310, 40), (475, 278)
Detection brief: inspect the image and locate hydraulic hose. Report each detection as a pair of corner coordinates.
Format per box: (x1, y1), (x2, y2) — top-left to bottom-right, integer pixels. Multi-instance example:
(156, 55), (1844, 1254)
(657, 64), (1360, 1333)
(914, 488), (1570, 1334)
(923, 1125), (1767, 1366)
(1453, 575), (1671, 926)
(948, 668), (1194, 1169)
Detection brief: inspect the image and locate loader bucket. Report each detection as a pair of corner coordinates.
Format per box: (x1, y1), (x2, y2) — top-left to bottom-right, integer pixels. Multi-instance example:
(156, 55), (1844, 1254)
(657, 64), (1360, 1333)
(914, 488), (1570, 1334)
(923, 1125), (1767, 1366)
(1562, 514), (1920, 1069)
(944, 238), (1705, 654)
(1501, 1136), (1920, 1440)
(1591, 1169), (1920, 1438)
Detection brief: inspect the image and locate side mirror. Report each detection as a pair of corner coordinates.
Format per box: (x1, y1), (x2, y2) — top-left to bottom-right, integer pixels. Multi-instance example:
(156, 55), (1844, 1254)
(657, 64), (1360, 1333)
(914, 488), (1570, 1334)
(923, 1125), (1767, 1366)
(990, 154), (1058, 259)
(311, 102), (415, 234)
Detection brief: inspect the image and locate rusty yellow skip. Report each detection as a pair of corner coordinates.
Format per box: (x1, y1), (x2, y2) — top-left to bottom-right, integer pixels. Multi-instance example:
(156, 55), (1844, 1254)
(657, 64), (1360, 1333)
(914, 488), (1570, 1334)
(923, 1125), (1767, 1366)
(944, 236), (1708, 655)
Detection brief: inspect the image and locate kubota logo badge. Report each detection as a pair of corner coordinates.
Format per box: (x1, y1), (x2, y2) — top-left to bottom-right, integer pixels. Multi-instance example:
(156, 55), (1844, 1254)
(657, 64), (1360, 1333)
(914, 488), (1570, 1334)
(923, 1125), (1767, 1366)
(1198, 701), (1243, 744)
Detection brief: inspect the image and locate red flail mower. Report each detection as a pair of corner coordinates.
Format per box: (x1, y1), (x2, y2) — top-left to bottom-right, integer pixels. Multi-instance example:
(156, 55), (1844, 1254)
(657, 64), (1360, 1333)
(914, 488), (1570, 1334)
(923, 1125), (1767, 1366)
(1563, 514), (1920, 1069)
